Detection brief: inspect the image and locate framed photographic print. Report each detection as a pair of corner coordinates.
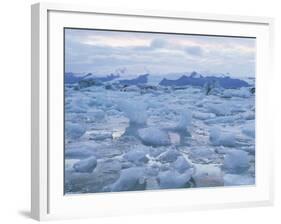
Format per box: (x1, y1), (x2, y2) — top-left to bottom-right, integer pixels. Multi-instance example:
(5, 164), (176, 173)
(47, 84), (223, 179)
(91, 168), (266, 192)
(31, 2), (274, 221)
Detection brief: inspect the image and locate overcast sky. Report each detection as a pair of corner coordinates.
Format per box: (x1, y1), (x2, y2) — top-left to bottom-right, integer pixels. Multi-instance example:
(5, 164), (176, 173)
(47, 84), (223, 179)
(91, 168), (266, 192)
(65, 28), (256, 77)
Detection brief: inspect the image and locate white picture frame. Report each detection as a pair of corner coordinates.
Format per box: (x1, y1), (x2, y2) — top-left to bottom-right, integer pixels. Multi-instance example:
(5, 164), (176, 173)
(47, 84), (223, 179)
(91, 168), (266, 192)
(31, 2), (274, 221)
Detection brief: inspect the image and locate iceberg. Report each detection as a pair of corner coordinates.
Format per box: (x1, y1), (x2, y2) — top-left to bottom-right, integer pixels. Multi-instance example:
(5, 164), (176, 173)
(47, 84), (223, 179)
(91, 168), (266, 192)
(118, 100), (147, 125)
(65, 72), (86, 84)
(64, 69), (256, 193)
(119, 74), (149, 85)
(175, 110), (192, 133)
(203, 79), (223, 95)
(120, 85), (140, 92)
(76, 73), (120, 89)
(84, 73), (120, 82)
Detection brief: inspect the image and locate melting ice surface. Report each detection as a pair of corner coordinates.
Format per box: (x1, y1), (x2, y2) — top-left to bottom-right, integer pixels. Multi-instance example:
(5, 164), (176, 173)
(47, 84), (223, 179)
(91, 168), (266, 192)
(64, 73), (255, 194)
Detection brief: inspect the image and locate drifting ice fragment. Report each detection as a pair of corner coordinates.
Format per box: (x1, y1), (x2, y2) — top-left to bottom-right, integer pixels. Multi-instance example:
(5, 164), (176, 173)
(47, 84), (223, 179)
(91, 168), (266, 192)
(209, 127), (236, 147)
(65, 148), (95, 159)
(110, 167), (145, 192)
(192, 164), (224, 187)
(158, 149), (181, 163)
(158, 169), (193, 189)
(119, 74), (149, 85)
(159, 74), (250, 88)
(223, 150), (250, 174)
(123, 150), (149, 165)
(145, 177), (160, 190)
(175, 110), (192, 132)
(65, 122), (86, 140)
(223, 88), (252, 98)
(192, 111), (216, 120)
(242, 123), (255, 138)
(138, 127), (171, 146)
(173, 156), (192, 173)
(189, 148), (216, 163)
(73, 156), (97, 173)
(205, 103), (232, 116)
(224, 174), (254, 186)
(118, 100), (147, 125)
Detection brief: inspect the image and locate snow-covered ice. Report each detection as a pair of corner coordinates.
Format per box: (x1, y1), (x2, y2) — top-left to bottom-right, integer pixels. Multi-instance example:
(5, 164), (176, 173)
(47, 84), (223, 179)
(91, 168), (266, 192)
(64, 73), (255, 194)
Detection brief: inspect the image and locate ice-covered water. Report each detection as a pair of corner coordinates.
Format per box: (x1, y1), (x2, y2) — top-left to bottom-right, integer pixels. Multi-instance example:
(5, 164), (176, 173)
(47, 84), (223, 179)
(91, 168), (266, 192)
(64, 77), (255, 194)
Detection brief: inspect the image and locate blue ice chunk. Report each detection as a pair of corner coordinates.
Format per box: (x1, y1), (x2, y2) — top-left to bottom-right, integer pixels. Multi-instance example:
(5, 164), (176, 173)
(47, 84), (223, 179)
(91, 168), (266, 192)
(119, 74), (149, 85)
(73, 156), (97, 173)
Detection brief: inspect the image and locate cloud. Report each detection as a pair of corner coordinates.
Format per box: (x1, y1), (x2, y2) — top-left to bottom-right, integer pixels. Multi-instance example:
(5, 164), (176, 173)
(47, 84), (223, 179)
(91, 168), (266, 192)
(184, 46), (204, 56)
(150, 38), (167, 49)
(65, 28), (256, 77)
